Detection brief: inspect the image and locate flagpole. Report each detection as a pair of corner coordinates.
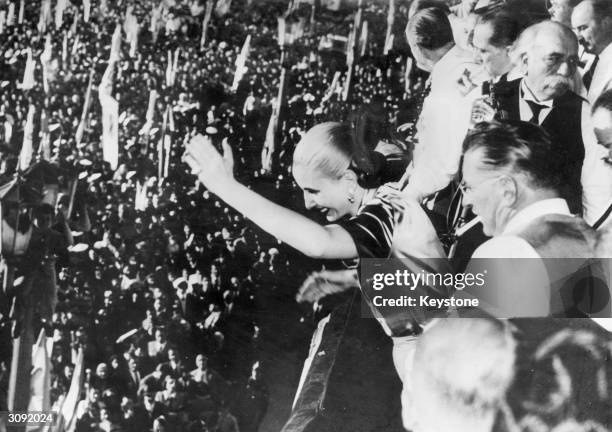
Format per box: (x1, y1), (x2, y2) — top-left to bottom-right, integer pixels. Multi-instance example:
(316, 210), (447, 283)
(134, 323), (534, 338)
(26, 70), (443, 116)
(7, 272), (34, 432)
(342, 0), (364, 102)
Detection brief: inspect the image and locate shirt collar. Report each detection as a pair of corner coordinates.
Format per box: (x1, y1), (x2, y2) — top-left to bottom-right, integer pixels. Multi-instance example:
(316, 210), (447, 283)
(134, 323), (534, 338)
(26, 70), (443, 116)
(599, 42), (612, 61)
(502, 198), (571, 235)
(520, 79), (554, 108)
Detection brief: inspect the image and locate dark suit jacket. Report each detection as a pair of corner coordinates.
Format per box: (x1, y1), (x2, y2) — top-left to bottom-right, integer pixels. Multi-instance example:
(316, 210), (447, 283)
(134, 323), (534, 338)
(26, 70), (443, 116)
(493, 76), (585, 214)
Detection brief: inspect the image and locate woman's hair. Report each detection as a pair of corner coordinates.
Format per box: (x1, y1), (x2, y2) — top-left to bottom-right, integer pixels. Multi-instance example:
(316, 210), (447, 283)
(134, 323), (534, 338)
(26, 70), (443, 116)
(292, 109), (388, 187)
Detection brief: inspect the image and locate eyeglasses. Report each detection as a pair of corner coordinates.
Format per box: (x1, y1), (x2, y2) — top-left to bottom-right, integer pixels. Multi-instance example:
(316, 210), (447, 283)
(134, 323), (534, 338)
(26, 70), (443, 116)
(458, 175), (505, 195)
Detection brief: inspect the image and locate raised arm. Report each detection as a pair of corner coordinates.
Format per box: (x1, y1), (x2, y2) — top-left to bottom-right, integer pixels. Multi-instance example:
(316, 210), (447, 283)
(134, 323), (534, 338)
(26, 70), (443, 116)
(183, 135), (358, 260)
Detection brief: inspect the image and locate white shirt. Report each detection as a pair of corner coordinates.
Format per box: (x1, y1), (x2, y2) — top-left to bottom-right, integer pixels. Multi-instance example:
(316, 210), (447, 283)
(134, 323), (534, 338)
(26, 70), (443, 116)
(406, 46), (476, 200)
(467, 199), (572, 318)
(472, 198), (571, 259)
(519, 80), (554, 125)
(580, 42), (612, 227)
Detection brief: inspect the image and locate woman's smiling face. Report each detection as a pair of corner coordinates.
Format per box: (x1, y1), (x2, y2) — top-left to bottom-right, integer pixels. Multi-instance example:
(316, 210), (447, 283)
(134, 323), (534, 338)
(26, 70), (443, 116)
(293, 164), (356, 222)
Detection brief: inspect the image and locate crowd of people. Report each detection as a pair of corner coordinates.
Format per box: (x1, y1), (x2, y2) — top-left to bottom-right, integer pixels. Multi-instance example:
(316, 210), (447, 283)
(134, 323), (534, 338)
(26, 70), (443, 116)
(1, 0), (612, 431)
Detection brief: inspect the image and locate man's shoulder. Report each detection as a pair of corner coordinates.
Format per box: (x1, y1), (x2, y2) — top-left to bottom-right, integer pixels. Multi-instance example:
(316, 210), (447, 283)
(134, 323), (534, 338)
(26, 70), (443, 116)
(472, 235), (540, 259)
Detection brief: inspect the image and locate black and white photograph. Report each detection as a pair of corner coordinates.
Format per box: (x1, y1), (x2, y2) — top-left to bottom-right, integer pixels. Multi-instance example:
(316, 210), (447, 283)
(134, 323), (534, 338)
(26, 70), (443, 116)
(0, 0), (611, 431)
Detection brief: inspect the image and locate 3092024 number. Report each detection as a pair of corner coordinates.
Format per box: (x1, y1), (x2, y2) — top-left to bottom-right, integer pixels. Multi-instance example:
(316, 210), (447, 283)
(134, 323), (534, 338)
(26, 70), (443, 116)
(2, 411), (57, 426)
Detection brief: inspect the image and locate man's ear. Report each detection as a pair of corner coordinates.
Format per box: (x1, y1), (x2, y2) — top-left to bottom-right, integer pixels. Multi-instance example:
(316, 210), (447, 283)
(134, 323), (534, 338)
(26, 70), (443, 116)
(500, 175), (518, 206)
(519, 52), (529, 75)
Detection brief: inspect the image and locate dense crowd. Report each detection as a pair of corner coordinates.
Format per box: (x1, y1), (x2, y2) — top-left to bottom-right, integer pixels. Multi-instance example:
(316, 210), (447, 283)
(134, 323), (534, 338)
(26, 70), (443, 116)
(0, 0), (415, 430)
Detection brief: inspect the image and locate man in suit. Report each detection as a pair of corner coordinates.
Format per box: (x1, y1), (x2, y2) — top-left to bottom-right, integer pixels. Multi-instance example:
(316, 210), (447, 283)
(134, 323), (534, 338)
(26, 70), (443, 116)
(590, 89), (612, 230)
(491, 21), (585, 214)
(404, 6), (477, 201)
(571, 0), (612, 227)
(572, 0), (612, 100)
(461, 120), (608, 318)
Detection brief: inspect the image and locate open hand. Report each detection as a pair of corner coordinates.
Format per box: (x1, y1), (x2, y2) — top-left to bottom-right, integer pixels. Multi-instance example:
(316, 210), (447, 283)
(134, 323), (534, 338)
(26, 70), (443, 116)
(183, 134), (235, 195)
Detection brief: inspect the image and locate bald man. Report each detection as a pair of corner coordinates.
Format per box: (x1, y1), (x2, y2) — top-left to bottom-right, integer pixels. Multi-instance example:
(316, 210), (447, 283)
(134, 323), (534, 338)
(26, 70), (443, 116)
(570, 2), (612, 228)
(491, 21), (586, 214)
(572, 0), (612, 100)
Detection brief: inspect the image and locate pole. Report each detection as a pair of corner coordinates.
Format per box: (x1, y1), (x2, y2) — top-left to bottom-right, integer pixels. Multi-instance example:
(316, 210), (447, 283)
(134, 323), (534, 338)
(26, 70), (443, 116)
(7, 267), (33, 432)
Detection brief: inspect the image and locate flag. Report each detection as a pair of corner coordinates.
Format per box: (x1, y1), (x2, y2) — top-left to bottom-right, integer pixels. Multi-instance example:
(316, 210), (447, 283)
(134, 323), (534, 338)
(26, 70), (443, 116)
(146, 90), (157, 122)
(288, 17), (306, 45)
(19, 105), (35, 172)
(38, 0), (52, 33)
(21, 48), (35, 90)
(18, 0), (24, 25)
(71, 34), (80, 56)
(83, 0), (90, 22)
(360, 20), (368, 57)
(70, 10), (78, 35)
(41, 34), (53, 64)
(232, 35), (251, 91)
(135, 181), (148, 211)
(164, 109), (174, 178)
(383, 34), (394, 56)
(321, 71), (341, 103)
(138, 89), (157, 135)
(129, 28), (139, 58)
(261, 102), (279, 173)
(123, 5), (139, 57)
(4, 114), (13, 145)
(40, 35), (53, 94)
(75, 69), (94, 145)
(109, 24), (121, 63)
(173, 48), (180, 77)
(99, 63), (119, 170)
(0, 11), (6, 34)
(7, 2), (14, 26)
(150, 3), (162, 43)
(28, 329), (51, 419)
(165, 50), (175, 86)
(404, 56), (413, 94)
(342, 8), (362, 101)
(39, 109), (51, 161)
(61, 31), (68, 67)
(277, 17), (286, 47)
(100, 94), (118, 170)
(157, 106), (169, 180)
(200, 0), (213, 48)
(384, 0), (395, 56)
(215, 0), (232, 17)
(56, 348), (84, 432)
(55, 0), (68, 29)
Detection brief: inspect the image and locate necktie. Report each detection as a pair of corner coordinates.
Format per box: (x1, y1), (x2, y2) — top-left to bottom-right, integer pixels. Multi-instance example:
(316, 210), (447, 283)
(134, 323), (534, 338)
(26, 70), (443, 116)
(526, 100), (547, 124)
(583, 55), (599, 91)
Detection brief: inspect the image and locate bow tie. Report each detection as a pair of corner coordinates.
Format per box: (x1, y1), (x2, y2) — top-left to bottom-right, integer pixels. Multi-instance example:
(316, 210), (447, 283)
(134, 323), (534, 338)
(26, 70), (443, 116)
(525, 100), (548, 124)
